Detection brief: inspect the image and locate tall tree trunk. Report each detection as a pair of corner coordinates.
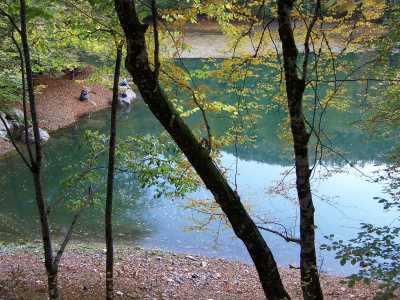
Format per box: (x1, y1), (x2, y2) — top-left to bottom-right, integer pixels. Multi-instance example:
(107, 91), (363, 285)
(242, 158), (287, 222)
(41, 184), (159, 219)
(114, 1), (290, 299)
(105, 44), (123, 300)
(276, 0), (323, 299)
(19, 1), (58, 298)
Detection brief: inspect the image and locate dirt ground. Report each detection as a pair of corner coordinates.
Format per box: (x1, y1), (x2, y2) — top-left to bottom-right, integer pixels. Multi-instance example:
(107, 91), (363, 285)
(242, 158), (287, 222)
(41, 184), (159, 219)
(0, 245), (380, 300)
(0, 74), (113, 158)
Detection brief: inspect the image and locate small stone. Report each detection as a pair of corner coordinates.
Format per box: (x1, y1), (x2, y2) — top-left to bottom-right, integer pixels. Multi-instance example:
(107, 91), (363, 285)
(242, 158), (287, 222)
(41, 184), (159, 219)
(201, 261), (207, 268)
(185, 255), (196, 261)
(116, 291), (123, 296)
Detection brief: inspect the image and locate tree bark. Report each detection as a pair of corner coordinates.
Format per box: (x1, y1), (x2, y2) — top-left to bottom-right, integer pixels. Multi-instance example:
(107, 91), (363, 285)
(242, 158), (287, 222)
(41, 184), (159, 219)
(105, 44), (123, 300)
(19, 1), (58, 298)
(114, 1), (290, 299)
(48, 266), (59, 299)
(276, 1), (324, 299)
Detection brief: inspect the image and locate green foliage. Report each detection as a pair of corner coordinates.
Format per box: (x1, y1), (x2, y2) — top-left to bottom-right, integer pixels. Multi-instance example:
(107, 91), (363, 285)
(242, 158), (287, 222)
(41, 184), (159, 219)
(118, 133), (200, 198)
(60, 129), (200, 214)
(322, 163), (400, 299)
(322, 225), (400, 299)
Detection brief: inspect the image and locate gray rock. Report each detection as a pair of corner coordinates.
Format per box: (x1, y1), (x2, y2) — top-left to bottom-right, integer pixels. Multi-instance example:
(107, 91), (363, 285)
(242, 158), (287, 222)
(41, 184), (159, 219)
(118, 87), (137, 106)
(0, 117), (11, 132)
(7, 108), (25, 123)
(188, 271), (221, 286)
(119, 78), (129, 86)
(0, 116), (12, 139)
(8, 122), (24, 140)
(79, 88), (90, 101)
(0, 129), (8, 140)
(185, 255), (197, 261)
(21, 127), (50, 144)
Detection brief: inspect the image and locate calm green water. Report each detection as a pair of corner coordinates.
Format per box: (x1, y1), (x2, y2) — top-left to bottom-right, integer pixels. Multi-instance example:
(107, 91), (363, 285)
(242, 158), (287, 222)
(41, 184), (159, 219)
(0, 58), (397, 275)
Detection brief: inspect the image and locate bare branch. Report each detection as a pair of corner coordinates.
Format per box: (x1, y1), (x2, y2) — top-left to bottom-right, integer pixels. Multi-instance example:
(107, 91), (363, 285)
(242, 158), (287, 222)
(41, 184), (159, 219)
(61, 0), (121, 36)
(257, 225), (300, 244)
(0, 7), (21, 34)
(312, 78), (400, 83)
(53, 213), (79, 266)
(53, 186), (94, 266)
(10, 31), (34, 164)
(302, 0), (321, 81)
(151, 0), (160, 79)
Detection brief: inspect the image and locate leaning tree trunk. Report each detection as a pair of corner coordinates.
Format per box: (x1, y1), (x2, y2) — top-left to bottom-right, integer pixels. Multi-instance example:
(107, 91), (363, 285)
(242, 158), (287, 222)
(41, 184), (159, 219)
(19, 0), (58, 298)
(105, 44), (123, 300)
(276, 0), (323, 299)
(114, 1), (290, 299)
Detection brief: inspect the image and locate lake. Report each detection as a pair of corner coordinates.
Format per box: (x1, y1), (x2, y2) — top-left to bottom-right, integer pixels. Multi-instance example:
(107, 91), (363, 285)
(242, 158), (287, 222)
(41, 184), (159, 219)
(0, 58), (397, 276)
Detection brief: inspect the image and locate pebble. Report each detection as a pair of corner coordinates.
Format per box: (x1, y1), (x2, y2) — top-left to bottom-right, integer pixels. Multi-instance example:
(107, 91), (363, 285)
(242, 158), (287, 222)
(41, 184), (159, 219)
(185, 255), (197, 261)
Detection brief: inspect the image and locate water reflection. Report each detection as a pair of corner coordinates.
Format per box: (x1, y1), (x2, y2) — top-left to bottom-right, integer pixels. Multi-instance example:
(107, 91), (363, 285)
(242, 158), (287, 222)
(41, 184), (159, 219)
(0, 60), (396, 275)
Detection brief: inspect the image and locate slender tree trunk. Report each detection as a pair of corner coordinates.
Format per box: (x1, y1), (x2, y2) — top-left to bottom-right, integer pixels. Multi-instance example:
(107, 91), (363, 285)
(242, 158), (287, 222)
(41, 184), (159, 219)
(105, 44), (123, 300)
(48, 266), (59, 299)
(276, 1), (323, 299)
(19, 1), (58, 298)
(114, 1), (290, 299)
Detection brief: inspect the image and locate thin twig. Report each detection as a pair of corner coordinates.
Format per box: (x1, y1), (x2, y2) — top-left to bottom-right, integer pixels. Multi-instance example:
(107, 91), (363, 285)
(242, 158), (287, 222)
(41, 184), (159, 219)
(151, 0), (160, 80)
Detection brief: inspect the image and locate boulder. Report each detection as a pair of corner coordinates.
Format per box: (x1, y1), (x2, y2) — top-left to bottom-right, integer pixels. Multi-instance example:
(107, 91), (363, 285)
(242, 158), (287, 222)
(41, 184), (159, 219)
(0, 123), (10, 140)
(0, 118), (11, 132)
(20, 127), (50, 144)
(119, 78), (129, 87)
(118, 88), (137, 106)
(0, 114), (12, 139)
(79, 88), (90, 101)
(7, 108), (25, 123)
(8, 122), (25, 141)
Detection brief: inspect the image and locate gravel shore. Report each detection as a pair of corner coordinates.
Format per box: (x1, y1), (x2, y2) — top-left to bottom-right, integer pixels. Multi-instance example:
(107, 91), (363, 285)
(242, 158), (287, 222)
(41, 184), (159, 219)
(0, 244), (377, 300)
